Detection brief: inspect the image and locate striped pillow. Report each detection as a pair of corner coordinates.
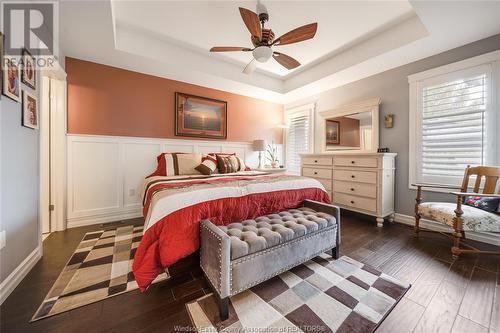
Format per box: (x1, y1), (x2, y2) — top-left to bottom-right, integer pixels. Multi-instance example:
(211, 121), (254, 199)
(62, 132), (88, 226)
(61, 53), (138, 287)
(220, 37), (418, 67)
(147, 153), (202, 177)
(236, 156), (247, 171)
(208, 153), (246, 172)
(216, 155), (240, 174)
(195, 155), (218, 175)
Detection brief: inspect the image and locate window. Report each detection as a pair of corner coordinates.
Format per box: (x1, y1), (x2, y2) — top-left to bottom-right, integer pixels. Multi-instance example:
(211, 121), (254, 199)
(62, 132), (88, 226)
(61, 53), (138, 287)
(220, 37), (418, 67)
(285, 104), (314, 174)
(409, 51), (500, 189)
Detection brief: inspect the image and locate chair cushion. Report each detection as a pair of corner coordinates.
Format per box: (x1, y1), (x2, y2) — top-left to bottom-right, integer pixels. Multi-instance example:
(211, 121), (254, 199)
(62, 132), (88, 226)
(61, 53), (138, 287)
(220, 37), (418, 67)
(218, 207), (337, 260)
(418, 202), (500, 232)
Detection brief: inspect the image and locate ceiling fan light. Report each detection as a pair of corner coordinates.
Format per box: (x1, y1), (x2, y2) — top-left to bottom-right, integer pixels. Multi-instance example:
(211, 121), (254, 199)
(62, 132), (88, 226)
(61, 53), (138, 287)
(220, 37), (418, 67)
(253, 46), (272, 63)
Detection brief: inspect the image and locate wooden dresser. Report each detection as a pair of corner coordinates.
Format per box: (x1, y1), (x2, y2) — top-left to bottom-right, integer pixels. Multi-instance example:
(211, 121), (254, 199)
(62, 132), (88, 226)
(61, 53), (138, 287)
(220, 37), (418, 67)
(300, 153), (396, 227)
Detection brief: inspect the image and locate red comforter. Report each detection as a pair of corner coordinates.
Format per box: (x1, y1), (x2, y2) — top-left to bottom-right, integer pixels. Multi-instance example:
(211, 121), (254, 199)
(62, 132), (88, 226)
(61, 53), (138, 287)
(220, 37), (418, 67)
(133, 172), (329, 291)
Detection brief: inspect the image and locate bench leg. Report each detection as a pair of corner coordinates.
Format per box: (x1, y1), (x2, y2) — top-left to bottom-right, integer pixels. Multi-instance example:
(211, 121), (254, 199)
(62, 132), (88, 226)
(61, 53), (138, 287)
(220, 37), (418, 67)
(218, 296), (229, 321)
(326, 247), (340, 259)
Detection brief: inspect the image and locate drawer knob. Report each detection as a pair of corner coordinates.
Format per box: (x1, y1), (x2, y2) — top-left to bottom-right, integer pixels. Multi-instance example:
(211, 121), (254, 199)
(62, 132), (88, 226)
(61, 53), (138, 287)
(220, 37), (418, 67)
(350, 200), (355, 204)
(314, 160), (318, 163)
(351, 160), (355, 164)
(314, 171), (318, 175)
(350, 188), (355, 191)
(351, 175), (355, 178)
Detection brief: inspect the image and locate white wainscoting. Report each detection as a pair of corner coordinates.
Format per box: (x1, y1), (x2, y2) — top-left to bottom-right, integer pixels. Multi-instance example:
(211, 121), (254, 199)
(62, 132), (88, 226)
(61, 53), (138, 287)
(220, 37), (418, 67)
(67, 134), (282, 228)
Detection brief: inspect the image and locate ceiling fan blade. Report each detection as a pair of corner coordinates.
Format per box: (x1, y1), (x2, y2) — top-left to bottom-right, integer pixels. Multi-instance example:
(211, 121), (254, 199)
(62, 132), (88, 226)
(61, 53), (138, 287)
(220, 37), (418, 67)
(243, 59), (257, 74)
(210, 47), (252, 52)
(274, 23), (317, 46)
(273, 52), (300, 70)
(239, 7), (262, 40)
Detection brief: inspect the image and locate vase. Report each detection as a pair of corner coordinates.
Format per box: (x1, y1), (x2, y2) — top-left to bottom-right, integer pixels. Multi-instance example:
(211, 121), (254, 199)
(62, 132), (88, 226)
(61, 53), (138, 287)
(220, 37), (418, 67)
(271, 161), (280, 168)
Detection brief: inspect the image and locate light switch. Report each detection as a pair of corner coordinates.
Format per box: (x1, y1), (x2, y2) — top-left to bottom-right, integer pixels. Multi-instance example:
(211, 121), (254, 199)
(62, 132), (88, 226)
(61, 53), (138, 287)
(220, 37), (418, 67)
(0, 231), (6, 250)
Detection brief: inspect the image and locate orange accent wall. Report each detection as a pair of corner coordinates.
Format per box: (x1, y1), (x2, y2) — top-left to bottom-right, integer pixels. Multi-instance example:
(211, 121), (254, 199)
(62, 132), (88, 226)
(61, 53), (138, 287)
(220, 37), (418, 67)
(66, 57), (284, 143)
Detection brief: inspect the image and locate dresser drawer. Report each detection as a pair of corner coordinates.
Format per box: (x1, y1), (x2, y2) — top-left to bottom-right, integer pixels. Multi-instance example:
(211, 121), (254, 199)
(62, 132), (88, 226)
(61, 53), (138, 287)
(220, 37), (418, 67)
(317, 178), (332, 191)
(334, 180), (377, 198)
(333, 170), (377, 184)
(334, 156), (378, 168)
(303, 167), (332, 179)
(333, 193), (377, 212)
(302, 157), (333, 166)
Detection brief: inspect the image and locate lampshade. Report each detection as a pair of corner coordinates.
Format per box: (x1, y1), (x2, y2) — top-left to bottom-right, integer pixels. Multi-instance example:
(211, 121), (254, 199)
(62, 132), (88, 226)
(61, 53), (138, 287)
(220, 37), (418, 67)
(252, 139), (266, 151)
(253, 46), (273, 63)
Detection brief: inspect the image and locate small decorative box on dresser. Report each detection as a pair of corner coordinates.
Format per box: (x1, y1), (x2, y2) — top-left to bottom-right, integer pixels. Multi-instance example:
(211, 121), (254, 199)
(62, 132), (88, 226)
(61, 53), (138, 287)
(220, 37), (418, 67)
(300, 153), (396, 227)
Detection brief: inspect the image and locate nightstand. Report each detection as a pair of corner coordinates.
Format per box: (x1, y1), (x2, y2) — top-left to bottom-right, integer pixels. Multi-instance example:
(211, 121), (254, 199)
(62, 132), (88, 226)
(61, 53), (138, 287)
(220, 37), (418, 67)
(255, 168), (287, 174)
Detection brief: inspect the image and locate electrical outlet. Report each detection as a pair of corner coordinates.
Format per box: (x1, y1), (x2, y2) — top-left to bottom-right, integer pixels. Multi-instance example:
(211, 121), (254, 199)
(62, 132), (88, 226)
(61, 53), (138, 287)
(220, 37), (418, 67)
(129, 189), (136, 196)
(0, 231), (6, 250)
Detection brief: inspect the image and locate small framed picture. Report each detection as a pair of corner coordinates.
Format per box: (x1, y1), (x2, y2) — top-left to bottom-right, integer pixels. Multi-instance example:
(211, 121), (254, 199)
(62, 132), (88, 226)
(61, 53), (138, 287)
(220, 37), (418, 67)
(21, 48), (36, 90)
(2, 57), (21, 102)
(22, 91), (39, 129)
(325, 119), (340, 144)
(0, 32), (3, 95)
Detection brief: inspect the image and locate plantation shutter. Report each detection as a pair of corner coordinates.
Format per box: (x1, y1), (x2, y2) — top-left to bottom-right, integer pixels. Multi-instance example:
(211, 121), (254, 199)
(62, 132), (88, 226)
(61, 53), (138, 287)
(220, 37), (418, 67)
(286, 106), (313, 174)
(418, 67), (490, 184)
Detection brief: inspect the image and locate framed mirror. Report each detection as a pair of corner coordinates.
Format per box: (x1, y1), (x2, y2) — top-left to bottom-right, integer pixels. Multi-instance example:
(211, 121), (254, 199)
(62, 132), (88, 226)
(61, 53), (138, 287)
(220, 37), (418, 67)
(319, 98), (380, 152)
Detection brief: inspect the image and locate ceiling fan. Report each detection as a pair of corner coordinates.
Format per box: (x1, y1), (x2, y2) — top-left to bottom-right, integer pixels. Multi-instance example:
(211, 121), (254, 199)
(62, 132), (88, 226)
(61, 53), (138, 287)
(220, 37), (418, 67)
(210, 2), (318, 74)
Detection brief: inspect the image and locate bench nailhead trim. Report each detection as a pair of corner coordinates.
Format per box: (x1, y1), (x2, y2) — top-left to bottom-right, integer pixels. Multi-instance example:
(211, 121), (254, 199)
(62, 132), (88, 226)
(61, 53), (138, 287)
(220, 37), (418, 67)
(200, 223), (224, 295)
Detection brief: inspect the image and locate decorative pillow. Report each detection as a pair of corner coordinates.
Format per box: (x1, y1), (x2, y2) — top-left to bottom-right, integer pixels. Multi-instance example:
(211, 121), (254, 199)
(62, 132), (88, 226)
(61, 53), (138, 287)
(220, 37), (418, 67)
(216, 155), (240, 174)
(195, 155), (218, 175)
(465, 196), (500, 213)
(177, 153), (203, 175)
(236, 156), (247, 171)
(209, 153), (247, 172)
(146, 153), (202, 177)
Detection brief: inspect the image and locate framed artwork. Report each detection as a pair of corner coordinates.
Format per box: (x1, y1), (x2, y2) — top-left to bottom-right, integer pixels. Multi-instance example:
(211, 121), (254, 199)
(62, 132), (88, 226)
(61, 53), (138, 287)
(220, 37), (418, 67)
(22, 91), (39, 129)
(0, 32), (3, 96)
(326, 120), (340, 144)
(175, 92), (227, 139)
(21, 48), (36, 90)
(2, 57), (21, 102)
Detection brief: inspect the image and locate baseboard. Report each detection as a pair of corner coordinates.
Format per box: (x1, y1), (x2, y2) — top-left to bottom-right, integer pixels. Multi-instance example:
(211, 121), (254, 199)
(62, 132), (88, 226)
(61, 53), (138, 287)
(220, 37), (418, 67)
(394, 213), (500, 247)
(67, 209), (143, 228)
(0, 246), (42, 305)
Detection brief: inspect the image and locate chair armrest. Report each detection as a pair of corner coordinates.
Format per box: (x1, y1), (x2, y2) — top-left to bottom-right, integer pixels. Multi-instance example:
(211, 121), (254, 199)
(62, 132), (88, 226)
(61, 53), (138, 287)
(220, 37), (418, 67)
(200, 219), (231, 298)
(450, 192), (500, 198)
(412, 183), (462, 190)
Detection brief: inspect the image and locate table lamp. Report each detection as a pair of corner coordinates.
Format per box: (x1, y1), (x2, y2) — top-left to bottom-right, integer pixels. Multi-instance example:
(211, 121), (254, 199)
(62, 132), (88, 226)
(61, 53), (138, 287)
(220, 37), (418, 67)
(252, 139), (266, 169)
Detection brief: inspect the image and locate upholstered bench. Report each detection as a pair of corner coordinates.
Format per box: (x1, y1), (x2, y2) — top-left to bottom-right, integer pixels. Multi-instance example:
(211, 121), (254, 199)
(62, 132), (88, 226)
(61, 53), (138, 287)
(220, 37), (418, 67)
(200, 199), (340, 320)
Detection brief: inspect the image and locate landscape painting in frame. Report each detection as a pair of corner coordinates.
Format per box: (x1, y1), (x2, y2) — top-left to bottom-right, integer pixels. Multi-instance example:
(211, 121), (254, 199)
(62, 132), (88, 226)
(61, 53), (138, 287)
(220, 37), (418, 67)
(326, 119), (340, 144)
(175, 92), (227, 139)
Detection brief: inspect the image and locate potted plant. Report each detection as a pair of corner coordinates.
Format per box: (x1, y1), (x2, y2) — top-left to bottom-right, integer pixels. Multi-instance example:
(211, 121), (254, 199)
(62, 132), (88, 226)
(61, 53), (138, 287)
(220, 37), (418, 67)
(266, 143), (280, 168)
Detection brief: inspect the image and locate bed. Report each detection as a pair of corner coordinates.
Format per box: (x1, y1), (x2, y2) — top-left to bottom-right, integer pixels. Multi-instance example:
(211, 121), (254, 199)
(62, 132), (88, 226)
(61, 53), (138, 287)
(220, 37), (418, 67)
(132, 170), (330, 291)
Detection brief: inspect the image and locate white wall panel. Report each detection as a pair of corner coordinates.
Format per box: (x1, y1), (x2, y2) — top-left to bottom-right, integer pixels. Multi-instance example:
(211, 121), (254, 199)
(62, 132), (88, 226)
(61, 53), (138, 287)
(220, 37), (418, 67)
(122, 143), (161, 207)
(72, 141), (120, 213)
(67, 134), (283, 228)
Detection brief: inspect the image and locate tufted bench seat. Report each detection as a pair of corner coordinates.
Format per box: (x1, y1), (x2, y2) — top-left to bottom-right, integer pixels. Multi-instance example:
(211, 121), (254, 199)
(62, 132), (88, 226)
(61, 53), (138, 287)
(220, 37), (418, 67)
(200, 200), (340, 320)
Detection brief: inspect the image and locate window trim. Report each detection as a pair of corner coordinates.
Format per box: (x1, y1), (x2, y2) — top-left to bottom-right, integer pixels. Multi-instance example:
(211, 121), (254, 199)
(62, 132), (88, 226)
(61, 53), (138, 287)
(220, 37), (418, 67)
(284, 103), (315, 174)
(408, 50), (500, 193)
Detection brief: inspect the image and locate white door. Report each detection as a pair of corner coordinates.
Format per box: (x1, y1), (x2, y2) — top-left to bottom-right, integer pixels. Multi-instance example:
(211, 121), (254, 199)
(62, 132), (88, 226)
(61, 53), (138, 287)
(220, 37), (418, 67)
(40, 75), (67, 234)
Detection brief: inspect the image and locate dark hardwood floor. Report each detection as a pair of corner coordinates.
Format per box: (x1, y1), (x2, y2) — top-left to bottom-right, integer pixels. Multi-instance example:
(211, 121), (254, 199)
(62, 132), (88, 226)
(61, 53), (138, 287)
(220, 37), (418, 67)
(1, 213), (499, 333)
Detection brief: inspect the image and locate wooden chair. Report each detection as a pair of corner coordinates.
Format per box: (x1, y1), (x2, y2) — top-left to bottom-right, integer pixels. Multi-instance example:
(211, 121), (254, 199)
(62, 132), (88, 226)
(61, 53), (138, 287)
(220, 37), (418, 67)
(413, 166), (500, 259)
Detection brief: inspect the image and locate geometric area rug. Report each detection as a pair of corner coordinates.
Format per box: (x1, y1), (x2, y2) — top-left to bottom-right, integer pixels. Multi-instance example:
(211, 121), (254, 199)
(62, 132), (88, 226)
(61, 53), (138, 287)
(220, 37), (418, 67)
(31, 225), (169, 321)
(186, 255), (410, 333)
